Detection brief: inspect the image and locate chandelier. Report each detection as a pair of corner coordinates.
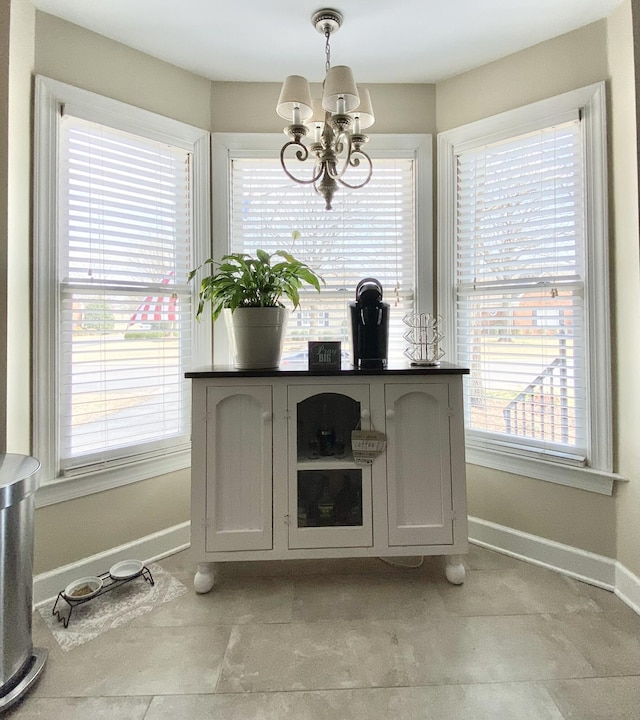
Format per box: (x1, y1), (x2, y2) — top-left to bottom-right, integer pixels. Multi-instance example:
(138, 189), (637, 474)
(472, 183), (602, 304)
(276, 8), (374, 211)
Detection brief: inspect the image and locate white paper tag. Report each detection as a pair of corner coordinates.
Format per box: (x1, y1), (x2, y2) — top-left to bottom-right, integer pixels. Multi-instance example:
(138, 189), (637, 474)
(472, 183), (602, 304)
(351, 430), (386, 464)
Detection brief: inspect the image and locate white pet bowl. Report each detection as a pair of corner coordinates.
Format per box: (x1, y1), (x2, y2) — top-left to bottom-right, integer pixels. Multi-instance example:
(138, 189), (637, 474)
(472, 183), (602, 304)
(64, 576), (102, 600)
(109, 559), (144, 580)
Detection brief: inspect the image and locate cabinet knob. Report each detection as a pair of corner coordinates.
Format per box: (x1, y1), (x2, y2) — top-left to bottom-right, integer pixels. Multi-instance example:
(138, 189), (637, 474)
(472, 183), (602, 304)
(360, 409), (371, 422)
(262, 411), (272, 422)
(386, 409), (395, 420)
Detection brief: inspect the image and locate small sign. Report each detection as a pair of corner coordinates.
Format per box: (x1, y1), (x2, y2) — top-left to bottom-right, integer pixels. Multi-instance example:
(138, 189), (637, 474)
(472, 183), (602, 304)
(351, 430), (386, 465)
(308, 341), (342, 370)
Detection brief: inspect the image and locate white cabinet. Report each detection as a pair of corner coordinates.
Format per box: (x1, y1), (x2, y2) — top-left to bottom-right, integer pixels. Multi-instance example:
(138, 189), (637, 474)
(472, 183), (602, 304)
(187, 366), (468, 592)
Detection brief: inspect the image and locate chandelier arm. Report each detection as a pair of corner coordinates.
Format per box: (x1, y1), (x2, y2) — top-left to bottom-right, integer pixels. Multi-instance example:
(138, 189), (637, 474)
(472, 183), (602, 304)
(280, 142), (324, 185)
(337, 149), (374, 189)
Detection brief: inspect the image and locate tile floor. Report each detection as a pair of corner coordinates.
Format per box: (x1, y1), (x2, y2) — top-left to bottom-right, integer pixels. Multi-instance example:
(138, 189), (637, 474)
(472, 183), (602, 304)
(6, 545), (640, 719)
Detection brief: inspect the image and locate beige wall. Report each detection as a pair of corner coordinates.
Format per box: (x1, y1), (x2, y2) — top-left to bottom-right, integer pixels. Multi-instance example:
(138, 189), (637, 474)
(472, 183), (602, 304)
(6, 0), (33, 452)
(35, 12), (212, 130)
(0, 0), (9, 451)
(609, 0), (640, 577)
(6, 7), (636, 575)
(436, 20), (609, 131)
(33, 470), (190, 574)
(468, 467), (617, 557)
(210, 81), (436, 134)
(435, 20), (629, 560)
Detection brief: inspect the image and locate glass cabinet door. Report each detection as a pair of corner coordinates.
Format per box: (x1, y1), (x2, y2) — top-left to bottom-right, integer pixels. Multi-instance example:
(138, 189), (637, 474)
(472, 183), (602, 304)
(287, 385), (373, 549)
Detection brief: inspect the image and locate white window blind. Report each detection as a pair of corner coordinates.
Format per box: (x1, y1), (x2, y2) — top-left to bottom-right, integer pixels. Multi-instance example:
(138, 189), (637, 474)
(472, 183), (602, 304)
(58, 115), (194, 471)
(230, 158), (415, 362)
(455, 120), (587, 462)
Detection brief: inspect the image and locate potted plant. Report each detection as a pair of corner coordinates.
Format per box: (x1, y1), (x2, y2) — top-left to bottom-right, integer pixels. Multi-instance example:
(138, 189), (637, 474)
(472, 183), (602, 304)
(189, 248), (323, 369)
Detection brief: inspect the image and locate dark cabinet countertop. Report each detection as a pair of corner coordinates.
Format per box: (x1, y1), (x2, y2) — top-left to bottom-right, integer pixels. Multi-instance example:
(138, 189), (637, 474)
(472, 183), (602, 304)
(185, 361), (469, 379)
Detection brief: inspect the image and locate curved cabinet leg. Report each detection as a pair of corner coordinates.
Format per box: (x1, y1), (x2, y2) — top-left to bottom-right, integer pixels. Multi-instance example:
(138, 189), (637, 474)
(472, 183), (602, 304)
(444, 555), (466, 585)
(194, 562), (216, 593)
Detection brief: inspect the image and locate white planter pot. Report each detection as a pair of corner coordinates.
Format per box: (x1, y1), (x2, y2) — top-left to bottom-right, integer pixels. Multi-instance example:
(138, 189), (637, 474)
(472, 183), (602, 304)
(223, 306), (288, 369)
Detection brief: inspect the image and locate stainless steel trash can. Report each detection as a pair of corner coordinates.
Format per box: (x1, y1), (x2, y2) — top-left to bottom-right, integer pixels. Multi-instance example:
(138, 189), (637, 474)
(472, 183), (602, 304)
(0, 454), (47, 711)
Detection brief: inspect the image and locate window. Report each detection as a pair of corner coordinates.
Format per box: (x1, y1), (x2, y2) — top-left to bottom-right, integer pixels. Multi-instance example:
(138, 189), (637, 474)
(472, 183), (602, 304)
(33, 77), (210, 503)
(438, 83), (615, 494)
(212, 133), (432, 365)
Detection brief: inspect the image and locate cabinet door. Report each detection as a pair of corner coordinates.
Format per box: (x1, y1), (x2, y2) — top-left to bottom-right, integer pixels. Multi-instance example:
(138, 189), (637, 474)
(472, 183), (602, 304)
(288, 384), (373, 549)
(385, 383), (454, 546)
(205, 385), (272, 552)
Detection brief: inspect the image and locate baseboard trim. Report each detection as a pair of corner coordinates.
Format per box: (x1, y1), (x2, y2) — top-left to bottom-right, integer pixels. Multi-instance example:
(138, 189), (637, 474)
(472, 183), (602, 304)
(469, 516), (640, 614)
(33, 517), (640, 617)
(33, 521), (190, 607)
(468, 515), (617, 589)
(615, 561), (640, 615)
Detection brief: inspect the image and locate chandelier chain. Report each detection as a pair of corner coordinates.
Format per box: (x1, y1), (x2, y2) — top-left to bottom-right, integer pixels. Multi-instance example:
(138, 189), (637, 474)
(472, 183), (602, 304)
(325, 29), (331, 73)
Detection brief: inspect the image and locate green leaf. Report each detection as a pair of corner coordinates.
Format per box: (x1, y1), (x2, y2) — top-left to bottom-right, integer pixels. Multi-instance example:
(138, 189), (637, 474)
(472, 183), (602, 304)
(256, 249), (271, 265)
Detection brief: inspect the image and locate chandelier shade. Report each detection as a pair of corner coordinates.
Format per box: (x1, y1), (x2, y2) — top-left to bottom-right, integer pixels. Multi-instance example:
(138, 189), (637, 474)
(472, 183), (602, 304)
(322, 65), (360, 113)
(276, 75), (313, 122)
(349, 86), (375, 130)
(275, 8), (374, 210)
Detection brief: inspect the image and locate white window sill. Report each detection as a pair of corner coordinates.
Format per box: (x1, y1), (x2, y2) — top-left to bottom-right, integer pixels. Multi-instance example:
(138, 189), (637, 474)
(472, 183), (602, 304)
(35, 449), (191, 508)
(466, 445), (626, 496)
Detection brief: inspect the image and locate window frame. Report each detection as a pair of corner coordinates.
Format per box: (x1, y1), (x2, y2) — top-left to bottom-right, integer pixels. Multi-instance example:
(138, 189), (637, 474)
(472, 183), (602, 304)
(437, 81), (619, 495)
(33, 76), (211, 506)
(211, 132), (433, 365)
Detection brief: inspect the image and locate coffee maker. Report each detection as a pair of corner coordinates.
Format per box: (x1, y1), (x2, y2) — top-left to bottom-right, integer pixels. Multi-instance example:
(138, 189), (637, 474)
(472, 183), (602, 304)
(349, 278), (390, 368)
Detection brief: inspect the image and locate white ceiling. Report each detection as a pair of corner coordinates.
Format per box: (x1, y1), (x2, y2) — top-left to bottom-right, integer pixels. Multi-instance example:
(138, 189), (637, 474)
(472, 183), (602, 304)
(31, 0), (623, 83)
